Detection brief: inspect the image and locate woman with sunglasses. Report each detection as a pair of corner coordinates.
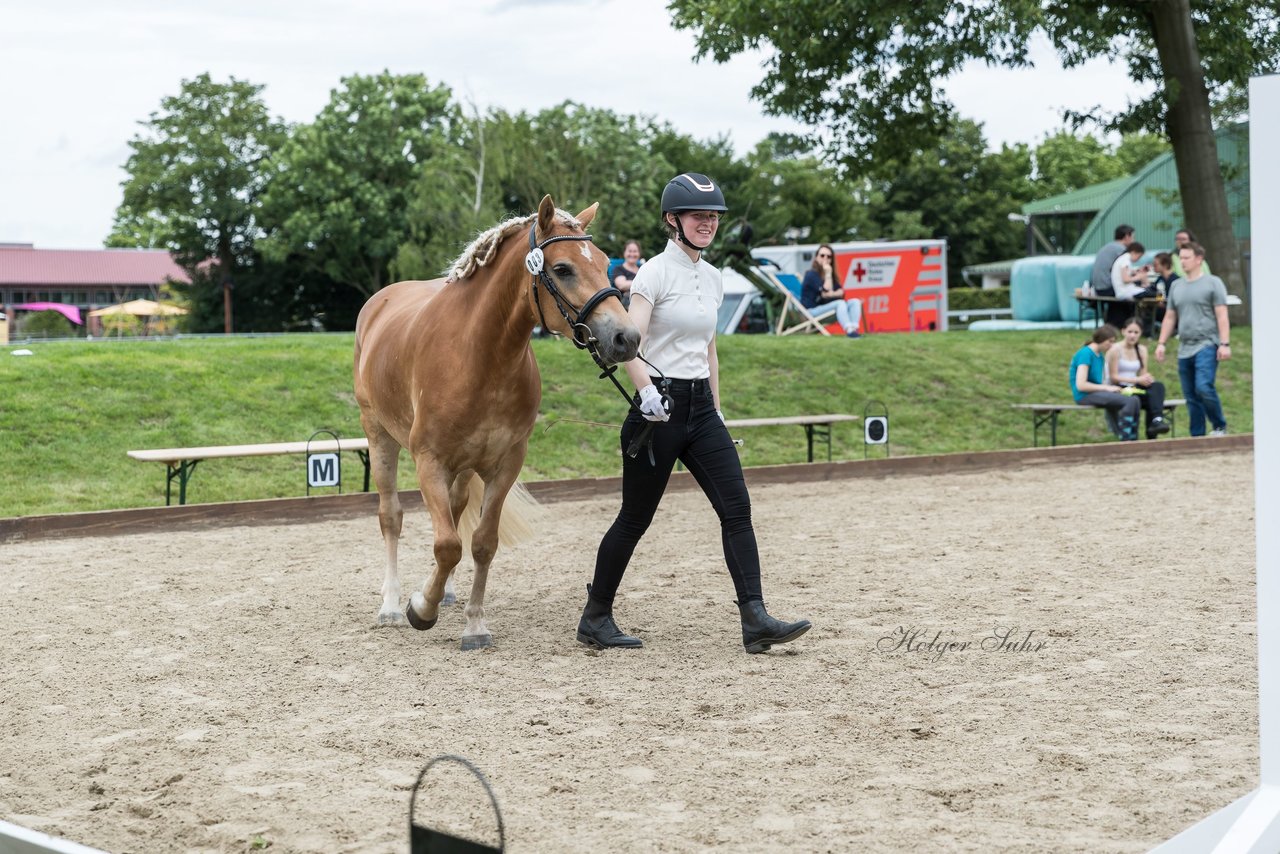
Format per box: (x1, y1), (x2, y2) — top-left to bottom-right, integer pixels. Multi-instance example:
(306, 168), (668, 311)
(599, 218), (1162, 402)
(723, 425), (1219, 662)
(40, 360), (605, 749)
(800, 244), (864, 338)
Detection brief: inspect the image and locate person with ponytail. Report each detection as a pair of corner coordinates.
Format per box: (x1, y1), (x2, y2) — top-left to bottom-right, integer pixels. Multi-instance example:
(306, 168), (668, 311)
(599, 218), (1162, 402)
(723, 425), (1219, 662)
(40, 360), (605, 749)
(1105, 317), (1171, 439)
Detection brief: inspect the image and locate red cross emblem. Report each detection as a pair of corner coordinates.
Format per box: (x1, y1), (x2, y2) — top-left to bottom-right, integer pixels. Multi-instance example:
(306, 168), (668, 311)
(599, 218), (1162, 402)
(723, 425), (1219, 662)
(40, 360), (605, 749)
(852, 263), (868, 282)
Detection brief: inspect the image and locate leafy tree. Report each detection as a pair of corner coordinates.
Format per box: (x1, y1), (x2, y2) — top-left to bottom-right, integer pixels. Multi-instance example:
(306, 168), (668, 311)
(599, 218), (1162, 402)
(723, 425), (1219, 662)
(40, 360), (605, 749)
(259, 72), (455, 299)
(489, 103), (678, 255)
(669, 0), (1279, 312)
(109, 73), (285, 332)
(19, 310), (75, 339)
(733, 134), (872, 246)
(865, 120), (1037, 281)
(1033, 132), (1126, 197)
(391, 104), (504, 281)
(1114, 131), (1172, 175)
(394, 102), (684, 276)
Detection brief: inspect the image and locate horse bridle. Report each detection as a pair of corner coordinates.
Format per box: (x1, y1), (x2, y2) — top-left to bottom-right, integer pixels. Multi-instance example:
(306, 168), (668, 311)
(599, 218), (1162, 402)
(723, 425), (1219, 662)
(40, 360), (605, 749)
(525, 224), (670, 462)
(525, 225), (624, 355)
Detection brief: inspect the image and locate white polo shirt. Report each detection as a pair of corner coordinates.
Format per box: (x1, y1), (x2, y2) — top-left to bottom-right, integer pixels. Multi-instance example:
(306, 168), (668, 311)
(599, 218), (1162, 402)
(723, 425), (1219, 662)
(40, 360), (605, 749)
(630, 239), (722, 379)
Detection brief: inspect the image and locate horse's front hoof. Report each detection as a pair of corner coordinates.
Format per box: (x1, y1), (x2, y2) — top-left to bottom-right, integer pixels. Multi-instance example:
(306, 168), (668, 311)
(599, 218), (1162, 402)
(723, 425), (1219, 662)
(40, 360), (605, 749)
(441, 591), (458, 606)
(377, 610), (407, 627)
(460, 634), (492, 651)
(405, 594), (437, 631)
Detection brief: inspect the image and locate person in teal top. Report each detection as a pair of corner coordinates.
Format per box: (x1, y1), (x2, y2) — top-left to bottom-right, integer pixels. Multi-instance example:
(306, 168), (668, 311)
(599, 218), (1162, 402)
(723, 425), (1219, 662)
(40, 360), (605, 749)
(1069, 324), (1140, 441)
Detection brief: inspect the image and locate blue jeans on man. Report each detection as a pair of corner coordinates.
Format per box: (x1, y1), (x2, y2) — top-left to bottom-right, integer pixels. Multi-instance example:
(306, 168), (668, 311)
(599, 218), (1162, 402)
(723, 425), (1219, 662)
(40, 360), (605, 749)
(1176, 346), (1227, 436)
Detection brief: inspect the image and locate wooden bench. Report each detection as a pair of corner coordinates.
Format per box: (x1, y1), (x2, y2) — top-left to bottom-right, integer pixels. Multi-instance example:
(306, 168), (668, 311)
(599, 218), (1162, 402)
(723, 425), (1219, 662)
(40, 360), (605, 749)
(1011, 399), (1185, 447)
(128, 438), (371, 506)
(723, 414), (861, 462)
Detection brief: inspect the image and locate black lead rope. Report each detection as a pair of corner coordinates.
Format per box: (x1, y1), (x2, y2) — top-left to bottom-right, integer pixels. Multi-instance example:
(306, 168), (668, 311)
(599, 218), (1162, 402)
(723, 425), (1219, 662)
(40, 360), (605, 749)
(526, 224), (671, 464)
(590, 341), (671, 465)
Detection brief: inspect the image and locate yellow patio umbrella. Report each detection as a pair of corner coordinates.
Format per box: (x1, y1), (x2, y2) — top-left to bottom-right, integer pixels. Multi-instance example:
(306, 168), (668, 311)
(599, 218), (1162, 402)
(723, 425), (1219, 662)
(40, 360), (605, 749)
(88, 299), (188, 318)
(88, 299), (188, 337)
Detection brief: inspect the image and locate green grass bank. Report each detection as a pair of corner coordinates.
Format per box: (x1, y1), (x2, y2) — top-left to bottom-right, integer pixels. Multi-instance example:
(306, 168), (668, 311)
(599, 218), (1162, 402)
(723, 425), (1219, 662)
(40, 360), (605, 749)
(0, 329), (1253, 517)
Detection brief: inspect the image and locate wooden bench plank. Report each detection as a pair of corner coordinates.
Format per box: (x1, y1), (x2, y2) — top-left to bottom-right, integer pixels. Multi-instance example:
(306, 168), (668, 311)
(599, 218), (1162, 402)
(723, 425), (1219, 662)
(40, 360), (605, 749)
(127, 438), (369, 464)
(723, 414), (860, 428)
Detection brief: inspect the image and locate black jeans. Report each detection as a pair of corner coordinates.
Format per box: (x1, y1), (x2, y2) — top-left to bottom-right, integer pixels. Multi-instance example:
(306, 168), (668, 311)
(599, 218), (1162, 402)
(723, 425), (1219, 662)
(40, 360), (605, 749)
(1130, 380), (1167, 436)
(591, 377), (762, 606)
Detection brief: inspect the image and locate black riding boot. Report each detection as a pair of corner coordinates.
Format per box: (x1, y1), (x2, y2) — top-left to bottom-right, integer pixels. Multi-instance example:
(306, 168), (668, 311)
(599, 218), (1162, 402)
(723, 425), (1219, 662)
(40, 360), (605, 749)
(737, 600), (812, 654)
(577, 585), (643, 649)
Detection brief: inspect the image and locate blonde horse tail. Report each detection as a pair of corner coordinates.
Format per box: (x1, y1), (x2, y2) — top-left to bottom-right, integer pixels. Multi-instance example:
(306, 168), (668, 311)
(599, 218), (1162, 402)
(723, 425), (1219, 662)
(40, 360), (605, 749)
(457, 473), (544, 555)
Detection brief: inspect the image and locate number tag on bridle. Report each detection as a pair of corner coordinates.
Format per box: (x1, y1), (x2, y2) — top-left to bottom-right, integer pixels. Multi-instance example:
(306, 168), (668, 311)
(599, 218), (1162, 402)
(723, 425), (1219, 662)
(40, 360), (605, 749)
(524, 247), (544, 275)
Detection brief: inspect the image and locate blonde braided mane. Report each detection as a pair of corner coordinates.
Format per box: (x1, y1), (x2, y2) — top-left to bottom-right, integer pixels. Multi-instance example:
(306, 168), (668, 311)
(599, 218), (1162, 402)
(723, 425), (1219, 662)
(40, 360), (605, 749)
(446, 209), (585, 282)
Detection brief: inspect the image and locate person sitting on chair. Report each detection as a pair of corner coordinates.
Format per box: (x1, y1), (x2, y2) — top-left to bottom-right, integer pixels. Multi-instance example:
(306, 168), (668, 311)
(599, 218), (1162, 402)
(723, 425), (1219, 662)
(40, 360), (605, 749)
(800, 243), (863, 338)
(1105, 317), (1172, 439)
(1070, 324), (1141, 442)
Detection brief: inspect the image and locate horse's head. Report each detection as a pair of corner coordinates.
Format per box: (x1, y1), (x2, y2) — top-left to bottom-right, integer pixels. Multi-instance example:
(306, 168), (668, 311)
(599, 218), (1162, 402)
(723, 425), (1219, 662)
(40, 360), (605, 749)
(528, 195), (641, 366)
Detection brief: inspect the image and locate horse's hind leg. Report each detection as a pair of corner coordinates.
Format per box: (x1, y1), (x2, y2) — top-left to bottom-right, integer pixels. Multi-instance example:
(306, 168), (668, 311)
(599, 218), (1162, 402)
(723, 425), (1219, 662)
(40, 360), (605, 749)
(406, 455), (462, 632)
(439, 473), (474, 607)
(460, 456), (523, 650)
(364, 421), (406, 626)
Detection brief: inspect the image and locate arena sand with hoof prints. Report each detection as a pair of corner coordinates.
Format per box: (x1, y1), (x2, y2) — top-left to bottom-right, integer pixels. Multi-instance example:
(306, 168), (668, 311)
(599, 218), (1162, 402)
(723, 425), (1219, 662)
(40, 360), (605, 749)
(0, 449), (1257, 853)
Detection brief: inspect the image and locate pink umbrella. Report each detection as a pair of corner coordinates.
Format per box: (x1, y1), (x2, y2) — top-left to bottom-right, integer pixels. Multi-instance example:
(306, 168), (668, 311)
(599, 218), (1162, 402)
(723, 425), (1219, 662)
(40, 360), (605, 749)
(11, 302), (83, 325)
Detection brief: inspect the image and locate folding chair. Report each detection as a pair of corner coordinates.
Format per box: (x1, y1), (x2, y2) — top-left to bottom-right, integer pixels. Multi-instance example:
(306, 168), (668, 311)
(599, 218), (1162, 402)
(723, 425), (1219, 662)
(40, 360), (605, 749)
(739, 263), (836, 336)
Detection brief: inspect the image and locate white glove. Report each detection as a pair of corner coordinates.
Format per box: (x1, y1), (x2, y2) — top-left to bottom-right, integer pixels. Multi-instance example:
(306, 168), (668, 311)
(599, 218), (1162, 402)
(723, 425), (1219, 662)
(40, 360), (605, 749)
(638, 384), (670, 422)
(716, 409), (725, 423)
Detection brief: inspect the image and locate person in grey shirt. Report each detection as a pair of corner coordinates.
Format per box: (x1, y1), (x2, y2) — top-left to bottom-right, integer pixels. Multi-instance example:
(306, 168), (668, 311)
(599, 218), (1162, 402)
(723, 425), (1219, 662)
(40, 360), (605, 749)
(1154, 241), (1232, 436)
(1090, 224), (1135, 296)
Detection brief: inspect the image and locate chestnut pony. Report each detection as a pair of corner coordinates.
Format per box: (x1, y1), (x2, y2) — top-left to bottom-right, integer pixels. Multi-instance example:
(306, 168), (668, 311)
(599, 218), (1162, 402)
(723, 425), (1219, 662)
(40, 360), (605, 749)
(353, 196), (640, 649)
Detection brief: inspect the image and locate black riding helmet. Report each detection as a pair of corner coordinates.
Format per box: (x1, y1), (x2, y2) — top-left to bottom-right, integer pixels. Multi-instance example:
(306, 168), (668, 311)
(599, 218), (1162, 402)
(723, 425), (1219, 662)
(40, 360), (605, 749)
(661, 173), (728, 213)
(661, 173), (727, 249)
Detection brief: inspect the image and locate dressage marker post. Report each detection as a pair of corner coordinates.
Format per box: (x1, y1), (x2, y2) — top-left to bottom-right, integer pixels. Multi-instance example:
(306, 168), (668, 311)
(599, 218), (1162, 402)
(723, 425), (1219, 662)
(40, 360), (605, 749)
(305, 428), (342, 496)
(408, 755), (505, 854)
(863, 399), (889, 459)
(1152, 71), (1280, 853)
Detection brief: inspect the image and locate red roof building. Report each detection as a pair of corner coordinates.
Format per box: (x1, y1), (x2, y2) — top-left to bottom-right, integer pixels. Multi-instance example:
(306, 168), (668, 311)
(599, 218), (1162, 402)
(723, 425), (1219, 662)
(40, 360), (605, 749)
(0, 243), (190, 311)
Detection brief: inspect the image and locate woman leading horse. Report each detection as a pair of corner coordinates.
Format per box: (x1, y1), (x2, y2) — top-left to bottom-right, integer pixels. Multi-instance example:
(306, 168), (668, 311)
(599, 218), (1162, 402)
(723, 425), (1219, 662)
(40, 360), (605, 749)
(353, 195), (640, 649)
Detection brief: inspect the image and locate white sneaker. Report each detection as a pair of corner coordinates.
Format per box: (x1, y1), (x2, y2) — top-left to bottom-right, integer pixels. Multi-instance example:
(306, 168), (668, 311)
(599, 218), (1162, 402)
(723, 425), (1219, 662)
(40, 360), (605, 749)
(1210, 427), (1228, 437)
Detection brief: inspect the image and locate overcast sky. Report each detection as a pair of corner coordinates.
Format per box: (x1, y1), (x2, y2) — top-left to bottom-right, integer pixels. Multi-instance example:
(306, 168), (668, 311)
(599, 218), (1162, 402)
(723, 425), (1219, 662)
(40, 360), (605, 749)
(1, 0), (1147, 249)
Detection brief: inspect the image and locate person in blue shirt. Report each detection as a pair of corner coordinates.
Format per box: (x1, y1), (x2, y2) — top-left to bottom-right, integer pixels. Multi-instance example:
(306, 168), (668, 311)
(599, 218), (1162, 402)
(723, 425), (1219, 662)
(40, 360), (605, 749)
(1069, 324), (1141, 441)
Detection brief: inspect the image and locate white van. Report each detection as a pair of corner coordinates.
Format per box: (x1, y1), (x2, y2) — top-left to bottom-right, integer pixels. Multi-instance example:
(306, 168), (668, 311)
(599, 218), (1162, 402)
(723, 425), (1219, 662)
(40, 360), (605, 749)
(717, 266), (772, 335)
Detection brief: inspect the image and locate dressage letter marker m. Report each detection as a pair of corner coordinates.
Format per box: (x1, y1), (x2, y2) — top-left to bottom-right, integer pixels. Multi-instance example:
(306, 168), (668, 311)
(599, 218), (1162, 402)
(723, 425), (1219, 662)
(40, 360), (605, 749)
(308, 453), (340, 488)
